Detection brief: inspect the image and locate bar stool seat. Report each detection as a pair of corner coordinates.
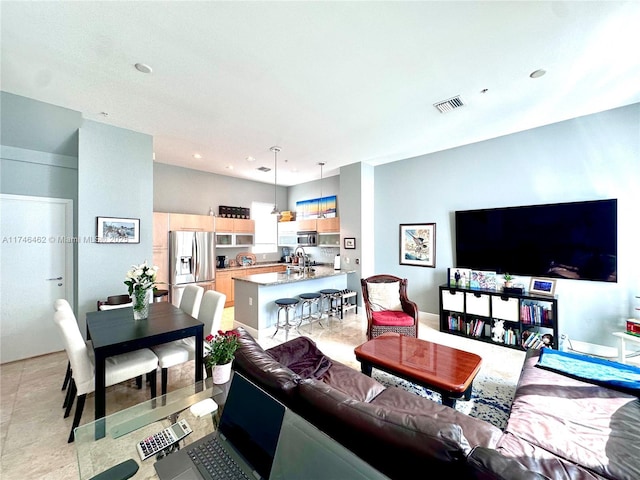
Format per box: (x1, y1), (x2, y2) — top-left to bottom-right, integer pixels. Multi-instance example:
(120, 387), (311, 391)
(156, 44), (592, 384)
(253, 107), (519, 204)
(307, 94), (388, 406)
(319, 289), (341, 321)
(298, 292), (322, 331)
(273, 298), (300, 337)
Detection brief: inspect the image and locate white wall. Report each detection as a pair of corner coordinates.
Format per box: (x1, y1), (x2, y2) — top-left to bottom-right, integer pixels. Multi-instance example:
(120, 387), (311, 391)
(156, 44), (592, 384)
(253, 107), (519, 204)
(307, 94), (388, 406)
(373, 103), (640, 347)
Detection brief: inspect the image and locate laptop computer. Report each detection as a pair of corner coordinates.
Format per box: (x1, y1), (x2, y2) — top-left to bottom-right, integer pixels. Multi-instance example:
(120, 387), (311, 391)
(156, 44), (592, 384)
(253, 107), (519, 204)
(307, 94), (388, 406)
(154, 373), (286, 480)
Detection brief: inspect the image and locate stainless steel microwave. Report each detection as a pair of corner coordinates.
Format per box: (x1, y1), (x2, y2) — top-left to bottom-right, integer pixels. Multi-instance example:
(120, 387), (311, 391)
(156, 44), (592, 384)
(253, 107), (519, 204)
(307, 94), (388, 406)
(296, 231), (317, 246)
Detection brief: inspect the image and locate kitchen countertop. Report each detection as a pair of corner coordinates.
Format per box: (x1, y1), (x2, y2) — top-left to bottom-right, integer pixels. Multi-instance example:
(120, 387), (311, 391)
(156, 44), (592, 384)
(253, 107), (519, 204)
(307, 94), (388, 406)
(233, 265), (355, 286)
(216, 261), (284, 272)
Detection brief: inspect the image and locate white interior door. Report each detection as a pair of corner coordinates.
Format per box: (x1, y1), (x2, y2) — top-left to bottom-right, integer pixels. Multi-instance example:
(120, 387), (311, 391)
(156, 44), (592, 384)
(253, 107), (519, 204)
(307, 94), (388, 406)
(0, 194), (74, 363)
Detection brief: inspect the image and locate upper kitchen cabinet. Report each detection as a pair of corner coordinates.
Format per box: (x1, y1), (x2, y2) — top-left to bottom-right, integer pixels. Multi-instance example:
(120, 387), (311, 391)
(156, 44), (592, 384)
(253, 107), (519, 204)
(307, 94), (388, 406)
(317, 217), (340, 233)
(296, 217), (340, 232)
(168, 213), (214, 231)
(153, 212), (169, 249)
(215, 217), (255, 234)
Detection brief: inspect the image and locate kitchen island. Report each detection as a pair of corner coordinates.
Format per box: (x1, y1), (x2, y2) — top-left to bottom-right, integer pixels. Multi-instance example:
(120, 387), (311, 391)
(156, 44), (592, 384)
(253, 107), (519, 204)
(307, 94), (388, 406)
(233, 266), (355, 339)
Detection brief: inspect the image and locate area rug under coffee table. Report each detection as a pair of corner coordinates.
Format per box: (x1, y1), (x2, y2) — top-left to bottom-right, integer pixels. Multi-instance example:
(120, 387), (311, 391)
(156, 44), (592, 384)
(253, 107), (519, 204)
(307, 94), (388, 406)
(372, 369), (516, 430)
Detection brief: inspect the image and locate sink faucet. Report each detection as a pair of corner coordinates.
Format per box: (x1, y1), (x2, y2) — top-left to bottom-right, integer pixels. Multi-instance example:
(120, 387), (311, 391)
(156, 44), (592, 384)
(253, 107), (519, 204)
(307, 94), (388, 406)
(294, 246), (307, 270)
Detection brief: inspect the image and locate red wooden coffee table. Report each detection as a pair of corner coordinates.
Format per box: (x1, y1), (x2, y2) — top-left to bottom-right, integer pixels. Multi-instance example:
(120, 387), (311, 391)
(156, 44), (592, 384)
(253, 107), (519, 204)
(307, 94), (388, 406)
(354, 332), (482, 407)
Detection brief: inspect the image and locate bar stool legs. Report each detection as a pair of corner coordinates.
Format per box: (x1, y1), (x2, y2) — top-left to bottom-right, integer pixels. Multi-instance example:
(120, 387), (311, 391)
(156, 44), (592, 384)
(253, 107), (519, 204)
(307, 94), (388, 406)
(273, 298), (300, 337)
(319, 289), (341, 323)
(298, 292), (322, 332)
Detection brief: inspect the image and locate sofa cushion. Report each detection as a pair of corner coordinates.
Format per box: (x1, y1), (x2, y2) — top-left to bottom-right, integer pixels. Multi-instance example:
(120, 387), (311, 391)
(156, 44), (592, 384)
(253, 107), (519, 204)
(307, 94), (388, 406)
(502, 349), (640, 480)
(233, 327), (300, 400)
(319, 360), (386, 402)
(266, 336), (332, 379)
(371, 310), (414, 326)
(466, 446), (552, 480)
(370, 386), (503, 449)
(297, 378), (472, 477)
(366, 281), (403, 311)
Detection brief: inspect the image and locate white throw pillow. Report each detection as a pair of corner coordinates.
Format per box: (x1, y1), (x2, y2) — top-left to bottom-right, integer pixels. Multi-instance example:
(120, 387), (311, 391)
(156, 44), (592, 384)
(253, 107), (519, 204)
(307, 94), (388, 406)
(367, 281), (403, 312)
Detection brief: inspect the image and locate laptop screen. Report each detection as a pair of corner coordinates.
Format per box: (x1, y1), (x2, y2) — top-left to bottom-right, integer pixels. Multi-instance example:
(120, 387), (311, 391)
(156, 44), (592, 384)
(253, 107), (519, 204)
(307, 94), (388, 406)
(219, 373), (285, 479)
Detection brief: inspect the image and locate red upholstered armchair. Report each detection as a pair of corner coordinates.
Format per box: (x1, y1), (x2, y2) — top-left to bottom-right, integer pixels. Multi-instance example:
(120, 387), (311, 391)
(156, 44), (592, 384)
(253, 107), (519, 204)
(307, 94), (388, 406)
(361, 274), (419, 340)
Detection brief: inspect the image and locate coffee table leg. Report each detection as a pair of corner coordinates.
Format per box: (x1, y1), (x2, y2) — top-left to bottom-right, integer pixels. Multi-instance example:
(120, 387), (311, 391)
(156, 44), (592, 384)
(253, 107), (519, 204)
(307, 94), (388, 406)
(464, 382), (473, 401)
(442, 396), (456, 408)
(360, 361), (373, 376)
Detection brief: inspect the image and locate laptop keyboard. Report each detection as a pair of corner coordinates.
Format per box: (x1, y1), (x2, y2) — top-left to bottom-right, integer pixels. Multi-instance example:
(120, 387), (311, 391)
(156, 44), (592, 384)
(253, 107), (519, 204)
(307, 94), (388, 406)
(188, 436), (251, 480)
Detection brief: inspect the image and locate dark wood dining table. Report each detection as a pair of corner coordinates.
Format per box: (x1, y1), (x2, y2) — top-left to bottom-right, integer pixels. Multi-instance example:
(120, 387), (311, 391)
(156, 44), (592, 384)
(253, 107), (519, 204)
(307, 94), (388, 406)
(86, 302), (204, 437)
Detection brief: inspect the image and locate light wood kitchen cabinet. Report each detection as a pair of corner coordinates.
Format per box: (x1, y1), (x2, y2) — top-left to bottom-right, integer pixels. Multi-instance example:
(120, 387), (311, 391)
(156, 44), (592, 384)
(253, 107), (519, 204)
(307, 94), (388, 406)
(168, 213), (214, 231)
(317, 217), (340, 233)
(217, 264), (286, 307)
(215, 217), (255, 233)
(297, 218), (316, 231)
(296, 217), (340, 233)
(153, 212), (170, 285)
(153, 248), (169, 286)
(153, 212), (169, 249)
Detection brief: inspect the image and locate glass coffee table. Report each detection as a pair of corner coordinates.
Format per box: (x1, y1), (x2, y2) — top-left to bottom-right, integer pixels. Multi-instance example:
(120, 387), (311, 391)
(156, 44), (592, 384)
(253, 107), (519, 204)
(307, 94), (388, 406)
(75, 378), (228, 480)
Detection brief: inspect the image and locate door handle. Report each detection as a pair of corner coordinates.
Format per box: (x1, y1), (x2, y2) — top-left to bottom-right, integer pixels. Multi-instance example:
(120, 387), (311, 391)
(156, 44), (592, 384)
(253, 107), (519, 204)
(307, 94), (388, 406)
(46, 276), (63, 281)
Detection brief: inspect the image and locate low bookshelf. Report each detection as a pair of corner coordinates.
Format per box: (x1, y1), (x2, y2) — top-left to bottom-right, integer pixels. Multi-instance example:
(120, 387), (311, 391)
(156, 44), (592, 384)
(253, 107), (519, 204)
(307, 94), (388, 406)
(439, 284), (558, 351)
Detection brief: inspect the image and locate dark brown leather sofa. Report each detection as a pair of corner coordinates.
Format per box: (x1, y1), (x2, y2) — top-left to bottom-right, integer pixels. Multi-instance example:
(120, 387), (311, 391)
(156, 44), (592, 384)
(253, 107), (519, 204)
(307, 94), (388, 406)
(233, 327), (550, 479)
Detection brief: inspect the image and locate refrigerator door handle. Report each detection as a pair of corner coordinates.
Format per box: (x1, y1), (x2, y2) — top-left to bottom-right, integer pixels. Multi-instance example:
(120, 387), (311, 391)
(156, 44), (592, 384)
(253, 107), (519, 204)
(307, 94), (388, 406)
(193, 234), (199, 280)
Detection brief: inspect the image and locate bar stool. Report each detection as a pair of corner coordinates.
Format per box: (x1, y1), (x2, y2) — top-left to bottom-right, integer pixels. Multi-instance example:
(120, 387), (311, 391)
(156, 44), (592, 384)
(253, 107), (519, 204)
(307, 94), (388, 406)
(298, 292), (322, 332)
(273, 298), (300, 337)
(319, 289), (340, 322)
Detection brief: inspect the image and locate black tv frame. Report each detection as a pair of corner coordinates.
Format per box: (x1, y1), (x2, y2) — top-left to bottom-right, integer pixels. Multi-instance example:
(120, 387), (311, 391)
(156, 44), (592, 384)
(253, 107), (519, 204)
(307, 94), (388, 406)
(455, 199), (617, 283)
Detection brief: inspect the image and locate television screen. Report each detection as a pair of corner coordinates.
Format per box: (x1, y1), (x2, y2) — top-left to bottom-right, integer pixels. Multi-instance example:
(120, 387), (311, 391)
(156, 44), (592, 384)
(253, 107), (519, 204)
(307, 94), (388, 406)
(455, 199), (617, 283)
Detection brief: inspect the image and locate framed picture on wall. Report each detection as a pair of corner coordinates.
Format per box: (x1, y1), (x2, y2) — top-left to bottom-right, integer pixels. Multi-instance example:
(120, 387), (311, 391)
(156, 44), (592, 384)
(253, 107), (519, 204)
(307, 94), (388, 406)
(96, 216), (140, 243)
(529, 277), (556, 296)
(399, 223), (436, 267)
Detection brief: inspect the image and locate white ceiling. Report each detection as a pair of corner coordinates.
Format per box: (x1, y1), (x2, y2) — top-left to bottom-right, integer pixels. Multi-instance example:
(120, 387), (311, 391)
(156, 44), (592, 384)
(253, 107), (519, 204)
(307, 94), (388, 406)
(2, 1), (639, 186)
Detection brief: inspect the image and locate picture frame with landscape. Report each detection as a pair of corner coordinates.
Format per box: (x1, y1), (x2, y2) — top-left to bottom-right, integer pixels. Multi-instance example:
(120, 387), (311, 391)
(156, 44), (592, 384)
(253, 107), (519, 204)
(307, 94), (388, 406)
(96, 216), (140, 243)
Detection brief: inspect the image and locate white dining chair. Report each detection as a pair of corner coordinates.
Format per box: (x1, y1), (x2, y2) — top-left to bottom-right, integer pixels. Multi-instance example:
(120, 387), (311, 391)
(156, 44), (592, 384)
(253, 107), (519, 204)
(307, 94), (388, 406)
(179, 285), (205, 318)
(54, 298), (77, 395)
(53, 309), (159, 442)
(152, 290), (226, 395)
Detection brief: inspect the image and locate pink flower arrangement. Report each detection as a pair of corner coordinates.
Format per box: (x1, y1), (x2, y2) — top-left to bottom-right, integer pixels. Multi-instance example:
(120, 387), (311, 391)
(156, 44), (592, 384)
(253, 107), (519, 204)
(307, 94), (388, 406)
(204, 329), (240, 367)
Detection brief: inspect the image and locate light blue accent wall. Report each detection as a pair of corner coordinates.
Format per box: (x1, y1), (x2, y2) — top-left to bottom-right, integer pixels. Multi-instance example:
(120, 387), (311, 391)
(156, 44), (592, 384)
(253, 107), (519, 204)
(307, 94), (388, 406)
(373, 103), (640, 346)
(77, 121), (153, 332)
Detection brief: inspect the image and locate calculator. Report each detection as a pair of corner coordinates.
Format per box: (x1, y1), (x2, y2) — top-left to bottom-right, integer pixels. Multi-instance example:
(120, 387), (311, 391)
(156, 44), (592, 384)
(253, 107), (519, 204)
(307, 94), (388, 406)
(136, 419), (193, 461)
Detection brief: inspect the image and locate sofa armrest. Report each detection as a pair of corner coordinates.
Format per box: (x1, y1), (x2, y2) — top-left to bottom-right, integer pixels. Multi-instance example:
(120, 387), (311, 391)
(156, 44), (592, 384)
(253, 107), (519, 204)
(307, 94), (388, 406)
(466, 447), (551, 480)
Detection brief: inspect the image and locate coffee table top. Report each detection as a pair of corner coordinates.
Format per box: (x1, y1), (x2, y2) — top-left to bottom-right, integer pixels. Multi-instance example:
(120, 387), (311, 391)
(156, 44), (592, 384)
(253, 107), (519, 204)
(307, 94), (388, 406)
(354, 333), (482, 395)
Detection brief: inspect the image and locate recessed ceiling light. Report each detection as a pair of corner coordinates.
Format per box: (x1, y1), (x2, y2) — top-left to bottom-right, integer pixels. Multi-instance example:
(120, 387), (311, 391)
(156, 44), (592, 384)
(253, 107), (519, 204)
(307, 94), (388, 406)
(245, 156), (256, 162)
(226, 165), (234, 170)
(193, 153), (202, 159)
(134, 63), (153, 74)
(530, 69), (546, 79)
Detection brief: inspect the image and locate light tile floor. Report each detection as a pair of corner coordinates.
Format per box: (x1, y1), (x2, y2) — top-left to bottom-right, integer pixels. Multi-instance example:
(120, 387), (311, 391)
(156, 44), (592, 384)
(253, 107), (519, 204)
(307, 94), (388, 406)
(1, 307), (527, 479)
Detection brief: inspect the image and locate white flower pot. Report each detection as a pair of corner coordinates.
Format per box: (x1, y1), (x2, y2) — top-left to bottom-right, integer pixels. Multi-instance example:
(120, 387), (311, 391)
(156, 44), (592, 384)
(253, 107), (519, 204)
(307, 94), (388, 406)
(209, 361), (233, 384)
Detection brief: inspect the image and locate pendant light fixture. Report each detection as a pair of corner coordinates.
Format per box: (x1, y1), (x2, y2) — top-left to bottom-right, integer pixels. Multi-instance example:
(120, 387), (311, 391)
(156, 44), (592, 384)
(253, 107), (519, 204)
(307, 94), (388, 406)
(270, 146), (281, 216)
(318, 162), (326, 219)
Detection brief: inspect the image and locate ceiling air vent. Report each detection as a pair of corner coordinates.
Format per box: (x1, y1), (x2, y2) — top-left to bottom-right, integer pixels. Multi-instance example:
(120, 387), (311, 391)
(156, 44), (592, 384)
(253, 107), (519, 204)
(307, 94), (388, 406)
(433, 96), (464, 113)
(257, 166), (271, 172)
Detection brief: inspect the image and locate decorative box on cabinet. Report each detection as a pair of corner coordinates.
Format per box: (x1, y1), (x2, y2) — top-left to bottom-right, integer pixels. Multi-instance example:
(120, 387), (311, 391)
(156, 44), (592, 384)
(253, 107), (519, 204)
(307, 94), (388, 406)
(439, 284), (558, 351)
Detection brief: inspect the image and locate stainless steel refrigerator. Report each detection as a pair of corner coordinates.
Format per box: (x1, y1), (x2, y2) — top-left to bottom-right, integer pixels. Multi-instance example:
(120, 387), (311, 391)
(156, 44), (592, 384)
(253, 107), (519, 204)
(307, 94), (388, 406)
(169, 231), (215, 307)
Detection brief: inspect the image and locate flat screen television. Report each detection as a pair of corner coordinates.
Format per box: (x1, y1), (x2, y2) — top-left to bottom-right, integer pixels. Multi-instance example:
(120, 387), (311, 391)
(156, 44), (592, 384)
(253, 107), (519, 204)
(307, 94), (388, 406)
(455, 199), (617, 283)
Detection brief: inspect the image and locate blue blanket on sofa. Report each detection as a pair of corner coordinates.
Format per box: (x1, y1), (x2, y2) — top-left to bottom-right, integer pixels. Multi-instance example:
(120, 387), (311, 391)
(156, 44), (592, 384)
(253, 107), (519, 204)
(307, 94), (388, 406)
(537, 348), (640, 395)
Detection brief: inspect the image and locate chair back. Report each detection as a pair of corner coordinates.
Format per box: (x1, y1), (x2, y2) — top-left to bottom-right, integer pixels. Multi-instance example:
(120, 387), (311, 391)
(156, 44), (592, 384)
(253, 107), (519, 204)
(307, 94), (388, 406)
(53, 309), (94, 394)
(54, 298), (73, 312)
(180, 285), (205, 318)
(361, 274), (408, 311)
(198, 290), (227, 337)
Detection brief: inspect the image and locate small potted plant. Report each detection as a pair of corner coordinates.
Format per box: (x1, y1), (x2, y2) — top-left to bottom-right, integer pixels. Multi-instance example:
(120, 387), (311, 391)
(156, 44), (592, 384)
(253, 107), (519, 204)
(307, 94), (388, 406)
(503, 273), (513, 288)
(204, 329), (240, 384)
